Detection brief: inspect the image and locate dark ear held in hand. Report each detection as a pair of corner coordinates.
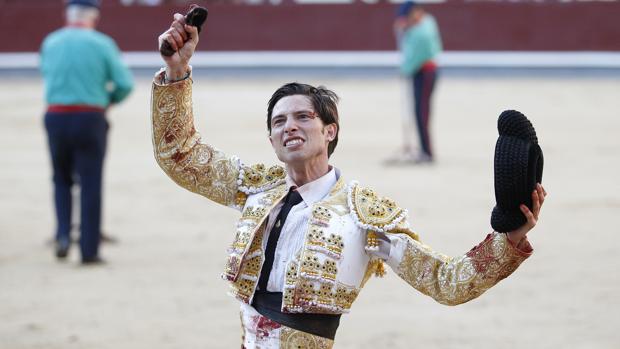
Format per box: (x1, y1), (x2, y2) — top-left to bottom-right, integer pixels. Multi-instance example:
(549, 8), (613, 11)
(159, 5), (208, 57)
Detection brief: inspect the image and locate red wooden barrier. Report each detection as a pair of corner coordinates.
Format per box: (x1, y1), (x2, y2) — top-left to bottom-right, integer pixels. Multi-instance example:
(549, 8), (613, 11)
(4, 1), (620, 52)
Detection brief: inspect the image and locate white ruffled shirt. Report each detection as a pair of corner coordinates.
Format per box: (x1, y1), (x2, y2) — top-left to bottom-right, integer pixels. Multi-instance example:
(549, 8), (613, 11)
(261, 167), (389, 292)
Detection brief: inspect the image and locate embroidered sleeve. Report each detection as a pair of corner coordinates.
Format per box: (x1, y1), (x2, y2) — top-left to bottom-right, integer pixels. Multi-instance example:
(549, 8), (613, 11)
(151, 72), (242, 209)
(384, 231), (533, 306)
(151, 72), (287, 210)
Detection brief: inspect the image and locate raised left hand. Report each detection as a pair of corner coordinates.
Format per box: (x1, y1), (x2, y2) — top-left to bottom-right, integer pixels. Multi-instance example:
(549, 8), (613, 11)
(507, 183), (547, 246)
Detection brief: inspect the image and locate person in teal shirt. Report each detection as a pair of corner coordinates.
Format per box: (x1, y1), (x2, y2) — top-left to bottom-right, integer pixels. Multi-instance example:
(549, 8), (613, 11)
(389, 1), (442, 164)
(40, 0), (133, 264)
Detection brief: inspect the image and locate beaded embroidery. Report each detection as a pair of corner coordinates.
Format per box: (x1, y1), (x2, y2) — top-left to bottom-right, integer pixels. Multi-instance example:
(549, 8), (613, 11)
(311, 206), (332, 227)
(238, 163), (286, 194)
(224, 185), (287, 287)
(348, 181), (407, 233)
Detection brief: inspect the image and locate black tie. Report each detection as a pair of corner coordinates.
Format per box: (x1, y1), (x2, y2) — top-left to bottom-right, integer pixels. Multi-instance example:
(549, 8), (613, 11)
(258, 188), (303, 291)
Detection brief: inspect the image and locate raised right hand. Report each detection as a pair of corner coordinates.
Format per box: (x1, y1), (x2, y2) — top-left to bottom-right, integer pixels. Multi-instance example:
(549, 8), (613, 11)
(158, 13), (200, 79)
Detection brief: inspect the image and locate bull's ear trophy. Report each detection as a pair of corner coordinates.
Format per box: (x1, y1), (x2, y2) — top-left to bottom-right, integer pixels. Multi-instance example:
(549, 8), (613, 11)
(159, 4), (209, 57)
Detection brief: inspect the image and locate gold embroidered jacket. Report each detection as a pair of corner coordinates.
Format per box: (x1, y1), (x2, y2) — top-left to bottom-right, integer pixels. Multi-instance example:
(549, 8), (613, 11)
(151, 75), (533, 314)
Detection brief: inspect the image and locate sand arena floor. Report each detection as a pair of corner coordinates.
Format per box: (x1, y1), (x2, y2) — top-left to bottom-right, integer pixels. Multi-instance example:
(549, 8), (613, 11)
(0, 70), (619, 349)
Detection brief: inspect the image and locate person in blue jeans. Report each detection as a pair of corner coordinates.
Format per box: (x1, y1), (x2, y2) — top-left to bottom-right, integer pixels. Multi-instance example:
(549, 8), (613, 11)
(390, 1), (442, 164)
(40, 0), (133, 264)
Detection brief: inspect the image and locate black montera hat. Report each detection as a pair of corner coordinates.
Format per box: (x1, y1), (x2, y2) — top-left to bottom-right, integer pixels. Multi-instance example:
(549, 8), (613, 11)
(491, 110), (544, 232)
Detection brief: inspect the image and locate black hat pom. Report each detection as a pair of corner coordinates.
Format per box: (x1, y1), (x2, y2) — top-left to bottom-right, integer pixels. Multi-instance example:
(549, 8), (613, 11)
(498, 110), (539, 144)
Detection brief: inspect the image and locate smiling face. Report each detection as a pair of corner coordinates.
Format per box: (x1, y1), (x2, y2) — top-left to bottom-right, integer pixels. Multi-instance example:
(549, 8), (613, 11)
(269, 95), (337, 169)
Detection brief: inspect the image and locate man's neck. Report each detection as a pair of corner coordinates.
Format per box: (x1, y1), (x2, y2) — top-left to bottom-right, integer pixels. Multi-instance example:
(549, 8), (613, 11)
(286, 161), (330, 187)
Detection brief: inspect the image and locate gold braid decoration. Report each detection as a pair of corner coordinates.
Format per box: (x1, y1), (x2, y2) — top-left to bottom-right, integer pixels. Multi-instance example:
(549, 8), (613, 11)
(151, 79), (240, 207)
(349, 183), (406, 231)
(360, 258), (387, 288)
(397, 232), (531, 306)
(238, 163), (286, 194)
(280, 327), (334, 349)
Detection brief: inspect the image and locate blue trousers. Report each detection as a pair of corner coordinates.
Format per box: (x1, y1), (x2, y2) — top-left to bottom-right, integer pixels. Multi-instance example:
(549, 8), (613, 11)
(412, 66), (438, 157)
(44, 111), (108, 260)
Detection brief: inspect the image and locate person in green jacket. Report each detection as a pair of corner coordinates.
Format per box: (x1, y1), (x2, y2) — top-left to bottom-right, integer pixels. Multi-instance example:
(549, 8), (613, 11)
(40, 0), (134, 264)
(389, 1), (442, 164)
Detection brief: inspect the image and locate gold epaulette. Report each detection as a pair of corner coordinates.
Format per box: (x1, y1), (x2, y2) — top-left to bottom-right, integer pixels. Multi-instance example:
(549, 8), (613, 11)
(348, 181), (408, 233)
(237, 162), (286, 194)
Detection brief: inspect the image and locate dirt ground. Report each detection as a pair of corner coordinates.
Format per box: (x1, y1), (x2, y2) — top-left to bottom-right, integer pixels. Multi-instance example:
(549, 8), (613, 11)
(1, 70), (619, 349)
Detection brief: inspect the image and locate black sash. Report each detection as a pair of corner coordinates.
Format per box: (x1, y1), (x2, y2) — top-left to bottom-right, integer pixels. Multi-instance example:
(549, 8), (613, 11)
(251, 291), (341, 340)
